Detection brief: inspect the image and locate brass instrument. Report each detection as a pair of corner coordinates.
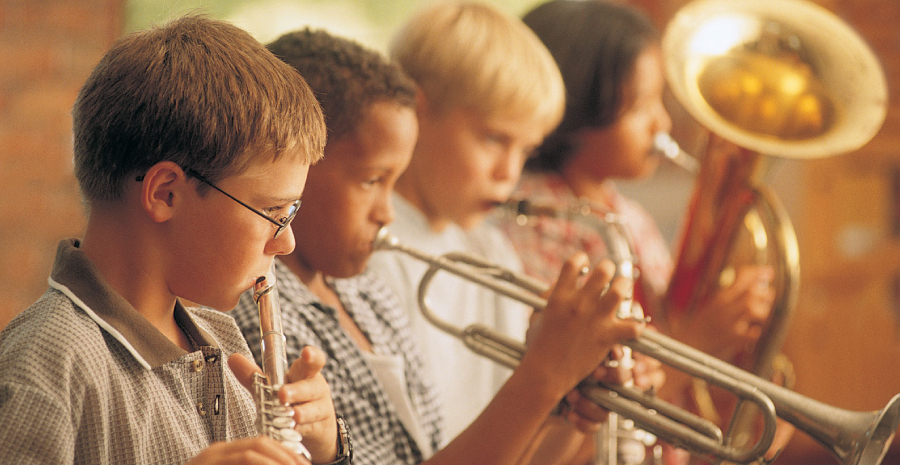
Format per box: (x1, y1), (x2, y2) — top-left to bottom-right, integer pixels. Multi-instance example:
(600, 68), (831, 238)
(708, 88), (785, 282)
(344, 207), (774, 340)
(497, 199), (661, 465)
(372, 227), (900, 465)
(253, 274), (312, 461)
(657, 0), (888, 455)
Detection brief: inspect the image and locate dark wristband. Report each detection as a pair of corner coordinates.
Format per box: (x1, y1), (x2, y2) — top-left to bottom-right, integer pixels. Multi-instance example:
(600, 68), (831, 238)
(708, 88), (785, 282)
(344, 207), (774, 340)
(319, 416), (352, 465)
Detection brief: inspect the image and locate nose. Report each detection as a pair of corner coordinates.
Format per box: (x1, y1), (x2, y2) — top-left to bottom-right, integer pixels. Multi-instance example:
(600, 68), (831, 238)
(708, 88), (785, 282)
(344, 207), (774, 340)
(269, 224), (296, 256)
(371, 192), (395, 227)
(493, 148), (523, 183)
(654, 101), (673, 136)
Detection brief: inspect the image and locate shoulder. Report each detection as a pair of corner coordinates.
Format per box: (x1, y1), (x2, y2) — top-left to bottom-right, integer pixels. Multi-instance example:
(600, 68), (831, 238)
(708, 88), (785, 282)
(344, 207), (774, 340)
(467, 222), (523, 271)
(0, 289), (114, 403)
(187, 305), (252, 357)
(353, 269), (405, 312)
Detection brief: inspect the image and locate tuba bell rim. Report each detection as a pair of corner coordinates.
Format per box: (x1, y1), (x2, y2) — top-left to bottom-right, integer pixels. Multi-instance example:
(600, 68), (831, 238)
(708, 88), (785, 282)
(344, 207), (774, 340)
(662, 0), (888, 159)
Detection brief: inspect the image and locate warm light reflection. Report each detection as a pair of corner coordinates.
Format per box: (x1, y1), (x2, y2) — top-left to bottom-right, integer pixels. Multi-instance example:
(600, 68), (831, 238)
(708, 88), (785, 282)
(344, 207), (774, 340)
(687, 15), (757, 56)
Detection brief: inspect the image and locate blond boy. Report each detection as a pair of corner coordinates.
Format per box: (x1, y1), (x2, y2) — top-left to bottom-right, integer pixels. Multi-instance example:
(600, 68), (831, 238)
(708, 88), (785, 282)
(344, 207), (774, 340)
(368, 0), (565, 438)
(367, 2), (620, 462)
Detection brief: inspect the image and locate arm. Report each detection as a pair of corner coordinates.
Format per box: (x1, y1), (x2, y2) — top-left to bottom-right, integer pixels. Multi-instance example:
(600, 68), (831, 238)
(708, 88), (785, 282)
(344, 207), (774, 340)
(0, 383), (76, 465)
(422, 255), (645, 465)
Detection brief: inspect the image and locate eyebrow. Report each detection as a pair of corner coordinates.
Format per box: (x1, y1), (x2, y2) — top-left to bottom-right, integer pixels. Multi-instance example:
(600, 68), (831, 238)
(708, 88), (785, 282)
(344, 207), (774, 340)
(254, 194), (303, 205)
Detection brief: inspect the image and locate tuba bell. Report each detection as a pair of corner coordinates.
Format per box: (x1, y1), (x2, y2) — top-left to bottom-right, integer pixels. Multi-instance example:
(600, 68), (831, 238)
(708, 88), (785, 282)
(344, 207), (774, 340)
(657, 0), (888, 457)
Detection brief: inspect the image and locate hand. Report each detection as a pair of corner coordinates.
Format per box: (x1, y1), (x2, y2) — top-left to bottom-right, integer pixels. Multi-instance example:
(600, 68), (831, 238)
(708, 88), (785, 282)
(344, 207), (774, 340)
(229, 346), (338, 463)
(669, 265), (775, 360)
(559, 346), (633, 432)
(522, 254), (645, 398)
(186, 436), (310, 465)
(631, 333), (665, 392)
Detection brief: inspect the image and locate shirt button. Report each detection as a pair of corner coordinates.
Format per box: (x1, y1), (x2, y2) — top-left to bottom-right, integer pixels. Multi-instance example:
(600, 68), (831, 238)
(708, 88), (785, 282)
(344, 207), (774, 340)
(198, 402), (206, 416)
(193, 359), (204, 372)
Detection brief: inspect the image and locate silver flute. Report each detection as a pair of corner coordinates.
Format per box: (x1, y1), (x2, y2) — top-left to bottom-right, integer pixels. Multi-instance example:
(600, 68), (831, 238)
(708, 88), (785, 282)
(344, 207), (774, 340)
(253, 273), (312, 461)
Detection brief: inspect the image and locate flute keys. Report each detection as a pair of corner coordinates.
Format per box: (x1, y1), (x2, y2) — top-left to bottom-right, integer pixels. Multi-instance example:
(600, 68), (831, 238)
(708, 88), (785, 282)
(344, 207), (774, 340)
(271, 416), (295, 429)
(270, 405), (293, 416)
(278, 428), (302, 442)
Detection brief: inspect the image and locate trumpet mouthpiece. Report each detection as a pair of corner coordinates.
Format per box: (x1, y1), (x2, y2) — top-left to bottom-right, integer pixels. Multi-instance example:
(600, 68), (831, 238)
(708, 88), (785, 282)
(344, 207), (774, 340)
(373, 227), (399, 251)
(653, 132), (700, 173)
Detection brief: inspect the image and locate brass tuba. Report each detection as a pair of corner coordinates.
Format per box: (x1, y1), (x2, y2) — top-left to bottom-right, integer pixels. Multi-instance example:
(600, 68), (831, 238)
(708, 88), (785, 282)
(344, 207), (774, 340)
(657, 0), (888, 456)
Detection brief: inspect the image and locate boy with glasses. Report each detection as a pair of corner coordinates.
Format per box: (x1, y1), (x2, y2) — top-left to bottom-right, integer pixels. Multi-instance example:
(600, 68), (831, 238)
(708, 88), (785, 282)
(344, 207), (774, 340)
(0, 14), (347, 465)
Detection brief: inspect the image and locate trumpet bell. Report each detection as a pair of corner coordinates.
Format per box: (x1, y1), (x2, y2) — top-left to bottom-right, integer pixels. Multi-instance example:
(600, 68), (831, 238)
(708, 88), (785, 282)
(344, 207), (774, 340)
(663, 0), (887, 159)
(851, 393), (900, 465)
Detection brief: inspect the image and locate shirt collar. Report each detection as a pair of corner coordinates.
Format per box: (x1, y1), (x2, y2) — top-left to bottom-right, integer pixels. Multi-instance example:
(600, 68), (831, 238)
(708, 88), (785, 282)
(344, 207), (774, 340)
(48, 238), (217, 369)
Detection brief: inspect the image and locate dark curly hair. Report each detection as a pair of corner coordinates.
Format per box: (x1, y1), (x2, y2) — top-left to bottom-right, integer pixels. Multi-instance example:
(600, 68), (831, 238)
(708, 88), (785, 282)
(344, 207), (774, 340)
(268, 28), (418, 141)
(522, 0), (659, 173)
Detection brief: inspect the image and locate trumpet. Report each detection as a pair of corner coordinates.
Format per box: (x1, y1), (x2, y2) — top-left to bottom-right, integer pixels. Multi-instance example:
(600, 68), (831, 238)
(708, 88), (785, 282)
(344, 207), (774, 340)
(252, 274), (312, 461)
(499, 197), (660, 464)
(372, 227), (900, 465)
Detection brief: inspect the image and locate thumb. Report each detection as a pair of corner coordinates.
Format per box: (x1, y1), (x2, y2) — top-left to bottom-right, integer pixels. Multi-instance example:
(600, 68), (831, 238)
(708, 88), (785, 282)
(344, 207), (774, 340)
(288, 345), (327, 382)
(227, 352), (263, 392)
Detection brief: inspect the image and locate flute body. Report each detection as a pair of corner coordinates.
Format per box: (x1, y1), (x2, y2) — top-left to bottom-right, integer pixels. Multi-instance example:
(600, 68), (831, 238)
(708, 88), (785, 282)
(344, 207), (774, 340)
(253, 274), (312, 461)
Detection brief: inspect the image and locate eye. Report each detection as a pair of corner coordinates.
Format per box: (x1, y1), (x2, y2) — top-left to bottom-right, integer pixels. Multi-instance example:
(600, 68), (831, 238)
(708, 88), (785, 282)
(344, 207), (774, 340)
(363, 175), (385, 189)
(266, 200), (301, 224)
(485, 133), (505, 146)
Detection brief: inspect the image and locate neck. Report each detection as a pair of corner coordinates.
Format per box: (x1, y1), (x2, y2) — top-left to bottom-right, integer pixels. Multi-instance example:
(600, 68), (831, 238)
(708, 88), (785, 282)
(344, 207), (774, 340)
(560, 163), (613, 210)
(79, 204), (184, 346)
(393, 174), (451, 233)
(278, 253), (336, 303)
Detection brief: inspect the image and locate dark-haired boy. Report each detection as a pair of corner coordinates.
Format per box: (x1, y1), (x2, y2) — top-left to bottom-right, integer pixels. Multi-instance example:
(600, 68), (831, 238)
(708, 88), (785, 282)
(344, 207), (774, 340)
(231, 26), (643, 465)
(0, 15), (344, 465)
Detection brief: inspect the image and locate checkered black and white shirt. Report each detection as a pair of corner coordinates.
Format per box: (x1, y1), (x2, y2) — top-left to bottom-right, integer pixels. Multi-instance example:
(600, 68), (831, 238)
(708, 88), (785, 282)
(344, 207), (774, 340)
(0, 240), (259, 464)
(232, 259), (443, 465)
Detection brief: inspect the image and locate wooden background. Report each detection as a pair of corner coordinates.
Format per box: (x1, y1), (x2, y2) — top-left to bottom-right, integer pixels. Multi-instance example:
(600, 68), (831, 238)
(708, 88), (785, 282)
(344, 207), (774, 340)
(0, 0), (897, 463)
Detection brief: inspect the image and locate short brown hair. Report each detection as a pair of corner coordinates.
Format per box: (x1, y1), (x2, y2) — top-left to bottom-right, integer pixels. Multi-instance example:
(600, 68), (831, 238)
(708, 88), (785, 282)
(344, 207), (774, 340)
(72, 14), (326, 202)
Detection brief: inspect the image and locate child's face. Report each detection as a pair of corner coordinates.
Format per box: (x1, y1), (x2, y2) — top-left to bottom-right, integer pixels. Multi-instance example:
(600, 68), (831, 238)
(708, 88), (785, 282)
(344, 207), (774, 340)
(403, 106), (546, 231)
(570, 46), (671, 181)
(290, 101), (418, 278)
(169, 154), (309, 310)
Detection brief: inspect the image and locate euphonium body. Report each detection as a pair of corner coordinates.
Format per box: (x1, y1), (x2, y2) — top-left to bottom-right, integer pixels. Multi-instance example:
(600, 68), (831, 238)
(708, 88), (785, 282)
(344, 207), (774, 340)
(656, 0), (889, 456)
(253, 274), (312, 461)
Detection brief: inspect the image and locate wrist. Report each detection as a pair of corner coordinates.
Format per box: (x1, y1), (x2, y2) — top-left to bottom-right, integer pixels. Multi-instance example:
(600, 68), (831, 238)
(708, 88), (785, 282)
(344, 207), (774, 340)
(318, 416), (352, 465)
(512, 354), (574, 409)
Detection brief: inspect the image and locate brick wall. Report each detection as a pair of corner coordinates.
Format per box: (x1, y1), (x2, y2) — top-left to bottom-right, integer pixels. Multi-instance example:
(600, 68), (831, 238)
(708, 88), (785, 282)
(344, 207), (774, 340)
(0, 0), (123, 328)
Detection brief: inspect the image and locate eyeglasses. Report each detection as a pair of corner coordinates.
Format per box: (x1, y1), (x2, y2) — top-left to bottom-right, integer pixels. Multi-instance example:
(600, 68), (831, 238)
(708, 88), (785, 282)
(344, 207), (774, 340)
(133, 169), (299, 239)
(183, 169), (300, 239)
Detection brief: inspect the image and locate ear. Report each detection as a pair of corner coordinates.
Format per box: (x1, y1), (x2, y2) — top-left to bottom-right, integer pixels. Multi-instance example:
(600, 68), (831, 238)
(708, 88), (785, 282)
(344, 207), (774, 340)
(415, 88), (431, 117)
(138, 161), (187, 223)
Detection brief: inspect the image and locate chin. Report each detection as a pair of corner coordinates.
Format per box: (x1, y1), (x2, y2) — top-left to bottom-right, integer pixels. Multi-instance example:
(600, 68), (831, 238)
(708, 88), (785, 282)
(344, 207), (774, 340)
(181, 296), (233, 312)
(324, 258), (368, 279)
(457, 212), (486, 231)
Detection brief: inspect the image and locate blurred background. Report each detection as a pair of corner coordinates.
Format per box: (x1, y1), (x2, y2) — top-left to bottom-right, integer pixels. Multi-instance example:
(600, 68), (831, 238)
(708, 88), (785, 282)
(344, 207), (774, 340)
(0, 0), (897, 463)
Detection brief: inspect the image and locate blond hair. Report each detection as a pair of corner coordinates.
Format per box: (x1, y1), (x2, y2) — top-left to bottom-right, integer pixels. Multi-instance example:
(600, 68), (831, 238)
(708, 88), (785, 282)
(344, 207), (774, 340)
(391, 2), (565, 134)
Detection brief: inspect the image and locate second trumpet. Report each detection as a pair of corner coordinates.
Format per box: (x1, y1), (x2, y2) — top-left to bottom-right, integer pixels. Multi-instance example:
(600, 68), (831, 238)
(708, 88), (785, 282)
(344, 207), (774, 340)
(372, 227), (900, 465)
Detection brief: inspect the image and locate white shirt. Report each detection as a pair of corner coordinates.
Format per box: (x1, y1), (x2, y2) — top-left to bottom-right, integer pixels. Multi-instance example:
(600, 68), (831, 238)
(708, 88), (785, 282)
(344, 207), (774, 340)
(367, 194), (531, 444)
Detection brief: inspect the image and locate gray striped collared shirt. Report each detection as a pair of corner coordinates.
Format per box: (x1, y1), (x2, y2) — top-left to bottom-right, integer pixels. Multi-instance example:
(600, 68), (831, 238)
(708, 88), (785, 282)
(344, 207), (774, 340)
(0, 239), (259, 464)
